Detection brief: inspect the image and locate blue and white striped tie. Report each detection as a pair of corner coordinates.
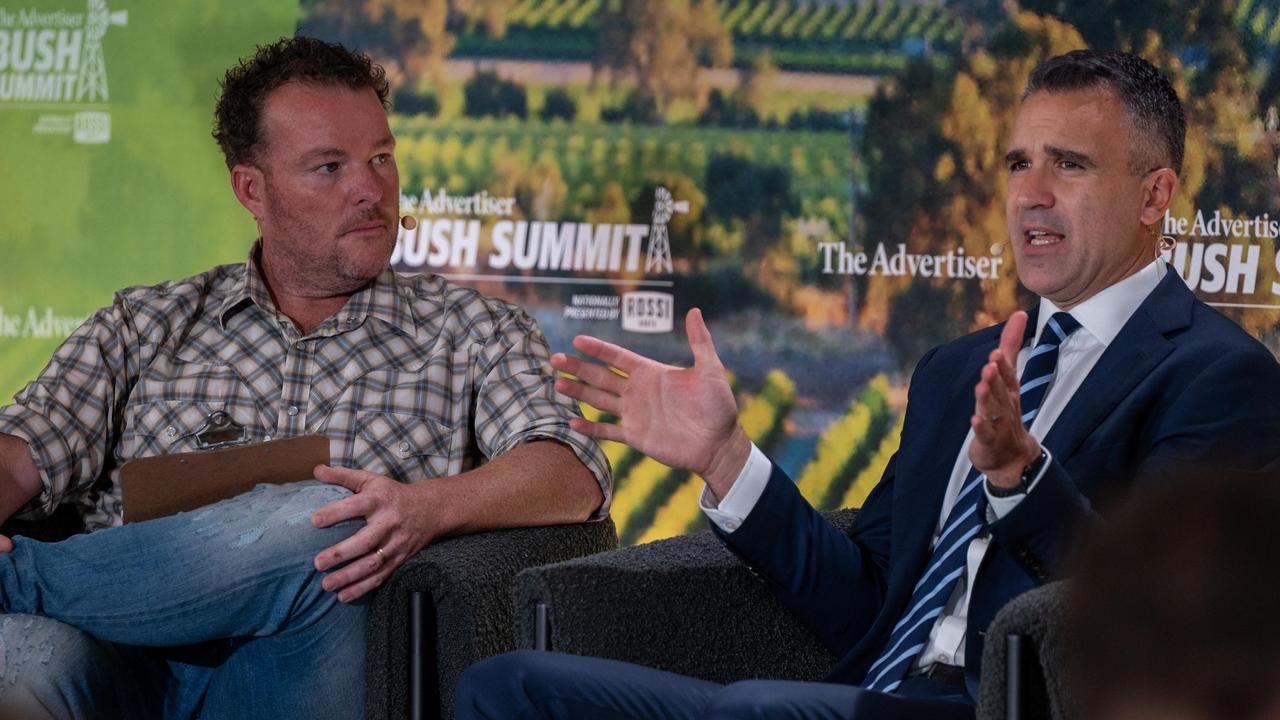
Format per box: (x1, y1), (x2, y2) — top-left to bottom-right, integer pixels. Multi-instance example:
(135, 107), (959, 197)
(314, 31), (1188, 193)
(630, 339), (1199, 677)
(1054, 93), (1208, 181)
(863, 311), (1081, 694)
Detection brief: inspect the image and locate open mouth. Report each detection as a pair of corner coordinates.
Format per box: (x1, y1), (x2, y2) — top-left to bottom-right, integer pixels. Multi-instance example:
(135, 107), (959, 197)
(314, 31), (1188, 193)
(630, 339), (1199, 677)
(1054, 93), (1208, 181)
(1026, 229), (1064, 247)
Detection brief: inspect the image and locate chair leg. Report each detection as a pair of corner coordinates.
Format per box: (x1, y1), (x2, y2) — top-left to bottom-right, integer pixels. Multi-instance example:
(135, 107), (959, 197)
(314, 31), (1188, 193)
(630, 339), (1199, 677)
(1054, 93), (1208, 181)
(534, 601), (550, 651)
(1006, 634), (1024, 720)
(410, 591), (441, 720)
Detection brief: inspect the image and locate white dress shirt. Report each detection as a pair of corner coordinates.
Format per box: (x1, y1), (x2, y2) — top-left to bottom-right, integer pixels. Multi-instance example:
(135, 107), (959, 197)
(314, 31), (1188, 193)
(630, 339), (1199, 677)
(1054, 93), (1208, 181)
(702, 261), (1163, 672)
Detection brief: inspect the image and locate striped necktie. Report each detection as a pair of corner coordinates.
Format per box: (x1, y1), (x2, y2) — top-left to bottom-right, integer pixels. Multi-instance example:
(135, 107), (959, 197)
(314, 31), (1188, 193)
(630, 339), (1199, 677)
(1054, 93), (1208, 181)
(863, 311), (1081, 694)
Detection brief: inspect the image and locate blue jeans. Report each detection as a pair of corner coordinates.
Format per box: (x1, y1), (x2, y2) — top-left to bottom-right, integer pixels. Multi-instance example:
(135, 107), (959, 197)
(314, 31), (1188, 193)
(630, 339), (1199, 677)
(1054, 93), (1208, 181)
(0, 481), (367, 720)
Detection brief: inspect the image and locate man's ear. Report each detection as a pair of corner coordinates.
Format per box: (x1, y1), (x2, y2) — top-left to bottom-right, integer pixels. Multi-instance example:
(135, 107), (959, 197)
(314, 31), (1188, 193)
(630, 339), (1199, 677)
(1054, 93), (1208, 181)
(231, 163), (266, 219)
(1140, 167), (1179, 226)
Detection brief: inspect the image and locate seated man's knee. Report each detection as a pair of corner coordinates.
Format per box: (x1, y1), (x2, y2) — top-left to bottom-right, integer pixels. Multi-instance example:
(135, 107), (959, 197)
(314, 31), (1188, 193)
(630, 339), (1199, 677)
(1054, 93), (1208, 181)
(705, 680), (807, 720)
(457, 650), (555, 719)
(188, 481), (359, 567)
(0, 615), (156, 720)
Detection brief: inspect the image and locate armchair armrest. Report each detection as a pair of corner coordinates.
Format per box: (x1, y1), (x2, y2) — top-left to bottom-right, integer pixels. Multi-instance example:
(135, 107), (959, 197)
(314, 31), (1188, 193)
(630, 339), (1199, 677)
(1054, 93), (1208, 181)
(364, 518), (617, 720)
(513, 510), (857, 684)
(976, 580), (1071, 720)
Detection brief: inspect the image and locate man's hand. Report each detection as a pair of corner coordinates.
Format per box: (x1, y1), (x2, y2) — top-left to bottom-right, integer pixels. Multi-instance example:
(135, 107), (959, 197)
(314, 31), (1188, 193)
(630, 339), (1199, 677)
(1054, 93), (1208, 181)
(549, 308), (750, 499)
(310, 466), (442, 603)
(970, 311), (1042, 488)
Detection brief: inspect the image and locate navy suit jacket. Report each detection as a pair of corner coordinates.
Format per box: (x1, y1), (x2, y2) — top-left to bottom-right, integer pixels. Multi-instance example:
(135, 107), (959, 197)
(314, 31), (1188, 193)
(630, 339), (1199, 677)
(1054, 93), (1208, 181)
(714, 269), (1280, 701)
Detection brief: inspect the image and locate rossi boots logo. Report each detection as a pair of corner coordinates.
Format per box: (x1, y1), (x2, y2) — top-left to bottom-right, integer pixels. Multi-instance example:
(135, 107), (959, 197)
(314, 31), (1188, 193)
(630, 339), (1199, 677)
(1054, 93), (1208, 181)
(622, 291), (674, 333)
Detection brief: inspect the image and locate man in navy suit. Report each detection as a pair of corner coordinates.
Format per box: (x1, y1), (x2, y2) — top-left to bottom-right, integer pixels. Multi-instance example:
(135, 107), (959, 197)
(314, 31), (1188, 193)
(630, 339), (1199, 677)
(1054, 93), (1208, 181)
(456, 50), (1280, 719)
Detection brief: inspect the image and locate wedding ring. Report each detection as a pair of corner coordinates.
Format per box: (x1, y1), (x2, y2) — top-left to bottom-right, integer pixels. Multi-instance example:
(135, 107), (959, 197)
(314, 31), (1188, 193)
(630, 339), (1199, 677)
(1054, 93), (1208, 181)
(983, 414), (1001, 422)
(375, 547), (387, 566)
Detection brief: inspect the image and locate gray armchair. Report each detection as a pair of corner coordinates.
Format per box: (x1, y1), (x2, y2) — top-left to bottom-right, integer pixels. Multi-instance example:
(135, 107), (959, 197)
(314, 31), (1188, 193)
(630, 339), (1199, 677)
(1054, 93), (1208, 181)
(512, 511), (855, 683)
(512, 511), (1071, 720)
(365, 518), (617, 720)
(976, 581), (1071, 720)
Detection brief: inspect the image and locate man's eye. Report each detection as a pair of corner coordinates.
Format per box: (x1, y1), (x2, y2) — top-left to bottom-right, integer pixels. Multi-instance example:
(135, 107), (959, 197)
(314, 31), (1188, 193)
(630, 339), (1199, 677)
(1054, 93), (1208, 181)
(372, 153), (392, 165)
(1059, 160), (1081, 170)
(1008, 160), (1029, 172)
(316, 162), (340, 174)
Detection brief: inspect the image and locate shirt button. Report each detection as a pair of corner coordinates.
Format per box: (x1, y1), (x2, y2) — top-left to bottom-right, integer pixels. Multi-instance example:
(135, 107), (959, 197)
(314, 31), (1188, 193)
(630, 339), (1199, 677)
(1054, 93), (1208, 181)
(397, 441), (411, 456)
(263, 434), (272, 442)
(724, 520), (739, 531)
(165, 426), (177, 439)
(287, 406), (299, 417)
(939, 653), (951, 664)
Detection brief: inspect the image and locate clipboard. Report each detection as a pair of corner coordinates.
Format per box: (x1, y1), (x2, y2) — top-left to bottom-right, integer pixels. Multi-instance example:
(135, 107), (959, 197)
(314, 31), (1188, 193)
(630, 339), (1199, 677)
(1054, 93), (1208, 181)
(119, 435), (330, 523)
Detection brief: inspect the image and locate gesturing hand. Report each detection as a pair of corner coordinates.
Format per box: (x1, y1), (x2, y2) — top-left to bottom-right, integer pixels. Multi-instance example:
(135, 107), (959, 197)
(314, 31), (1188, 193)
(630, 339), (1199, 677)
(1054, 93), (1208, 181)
(310, 466), (440, 603)
(549, 308), (750, 498)
(970, 311), (1042, 488)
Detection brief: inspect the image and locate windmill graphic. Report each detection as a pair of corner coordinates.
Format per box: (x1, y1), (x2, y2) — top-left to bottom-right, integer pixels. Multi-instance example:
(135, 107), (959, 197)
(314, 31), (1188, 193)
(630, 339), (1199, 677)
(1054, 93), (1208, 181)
(646, 186), (687, 274)
(75, 0), (128, 103)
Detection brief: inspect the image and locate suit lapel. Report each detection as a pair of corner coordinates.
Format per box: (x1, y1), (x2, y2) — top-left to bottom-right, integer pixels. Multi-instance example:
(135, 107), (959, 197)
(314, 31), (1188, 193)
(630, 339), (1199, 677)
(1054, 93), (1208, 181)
(1041, 270), (1192, 460)
(890, 319), (1015, 580)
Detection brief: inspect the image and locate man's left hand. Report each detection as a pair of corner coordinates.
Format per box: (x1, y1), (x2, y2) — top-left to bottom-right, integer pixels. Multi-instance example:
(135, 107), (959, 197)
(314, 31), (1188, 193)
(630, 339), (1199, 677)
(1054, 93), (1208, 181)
(310, 465), (440, 602)
(970, 311), (1042, 488)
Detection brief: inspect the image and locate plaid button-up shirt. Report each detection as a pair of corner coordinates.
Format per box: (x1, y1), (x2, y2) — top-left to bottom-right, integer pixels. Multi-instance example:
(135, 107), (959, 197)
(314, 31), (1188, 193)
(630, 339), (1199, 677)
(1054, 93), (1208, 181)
(0, 247), (611, 531)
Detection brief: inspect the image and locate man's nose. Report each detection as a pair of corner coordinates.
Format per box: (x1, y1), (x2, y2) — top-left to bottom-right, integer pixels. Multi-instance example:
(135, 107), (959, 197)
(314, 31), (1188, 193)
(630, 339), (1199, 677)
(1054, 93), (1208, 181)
(1014, 165), (1055, 209)
(348, 164), (384, 206)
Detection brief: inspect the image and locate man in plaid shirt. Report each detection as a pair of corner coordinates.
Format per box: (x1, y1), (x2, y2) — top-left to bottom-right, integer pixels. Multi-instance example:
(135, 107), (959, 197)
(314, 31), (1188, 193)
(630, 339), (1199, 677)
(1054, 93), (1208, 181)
(0, 37), (610, 719)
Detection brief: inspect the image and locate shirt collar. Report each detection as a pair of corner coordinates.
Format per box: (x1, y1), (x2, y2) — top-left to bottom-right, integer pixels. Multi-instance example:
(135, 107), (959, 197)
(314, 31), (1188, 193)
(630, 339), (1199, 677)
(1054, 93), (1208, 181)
(1035, 260), (1161, 348)
(218, 241), (416, 337)
(339, 267), (418, 337)
(217, 244), (267, 327)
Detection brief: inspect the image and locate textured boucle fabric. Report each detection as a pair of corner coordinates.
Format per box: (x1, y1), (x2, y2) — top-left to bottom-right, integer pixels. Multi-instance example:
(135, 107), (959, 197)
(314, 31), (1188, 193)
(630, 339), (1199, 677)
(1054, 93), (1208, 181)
(976, 580), (1071, 720)
(365, 518), (617, 720)
(513, 510), (858, 684)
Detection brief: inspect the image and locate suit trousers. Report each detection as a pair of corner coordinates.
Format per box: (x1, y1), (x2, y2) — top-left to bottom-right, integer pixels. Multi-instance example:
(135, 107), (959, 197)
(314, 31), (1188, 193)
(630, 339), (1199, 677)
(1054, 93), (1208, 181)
(455, 650), (975, 720)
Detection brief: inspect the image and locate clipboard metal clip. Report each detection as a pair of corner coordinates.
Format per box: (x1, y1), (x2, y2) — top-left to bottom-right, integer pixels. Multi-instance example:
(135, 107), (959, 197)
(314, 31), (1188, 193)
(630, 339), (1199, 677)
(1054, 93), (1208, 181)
(194, 410), (248, 449)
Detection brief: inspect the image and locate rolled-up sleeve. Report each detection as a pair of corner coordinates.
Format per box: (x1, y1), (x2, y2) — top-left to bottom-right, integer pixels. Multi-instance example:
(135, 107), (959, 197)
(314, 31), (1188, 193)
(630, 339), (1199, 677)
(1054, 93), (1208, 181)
(0, 298), (137, 519)
(471, 307), (612, 518)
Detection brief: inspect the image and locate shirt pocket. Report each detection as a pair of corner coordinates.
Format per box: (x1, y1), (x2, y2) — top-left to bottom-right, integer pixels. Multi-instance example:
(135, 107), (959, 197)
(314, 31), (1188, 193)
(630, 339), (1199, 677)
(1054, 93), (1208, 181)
(352, 411), (453, 482)
(123, 400), (260, 461)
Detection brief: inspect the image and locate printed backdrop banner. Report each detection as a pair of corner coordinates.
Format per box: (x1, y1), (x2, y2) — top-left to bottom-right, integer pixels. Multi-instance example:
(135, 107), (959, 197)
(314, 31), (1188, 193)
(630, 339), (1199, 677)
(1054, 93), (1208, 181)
(4, 0), (1279, 544)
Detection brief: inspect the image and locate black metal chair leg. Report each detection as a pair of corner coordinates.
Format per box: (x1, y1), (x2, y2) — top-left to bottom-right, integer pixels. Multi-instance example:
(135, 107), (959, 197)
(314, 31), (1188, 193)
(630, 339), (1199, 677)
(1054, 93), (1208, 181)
(1007, 633), (1024, 720)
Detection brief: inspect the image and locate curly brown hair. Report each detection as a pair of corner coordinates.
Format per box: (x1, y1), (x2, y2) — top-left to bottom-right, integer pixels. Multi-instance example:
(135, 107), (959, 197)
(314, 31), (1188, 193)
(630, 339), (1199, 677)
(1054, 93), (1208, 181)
(212, 36), (390, 169)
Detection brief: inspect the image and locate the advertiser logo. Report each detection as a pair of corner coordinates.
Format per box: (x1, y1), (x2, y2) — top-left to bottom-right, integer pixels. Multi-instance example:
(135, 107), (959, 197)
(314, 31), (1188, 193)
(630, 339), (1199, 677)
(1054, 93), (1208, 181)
(817, 240), (1004, 279)
(621, 291), (674, 333)
(1, 0), (127, 143)
(0, 305), (85, 338)
(1161, 210), (1280, 306)
(392, 186), (682, 277)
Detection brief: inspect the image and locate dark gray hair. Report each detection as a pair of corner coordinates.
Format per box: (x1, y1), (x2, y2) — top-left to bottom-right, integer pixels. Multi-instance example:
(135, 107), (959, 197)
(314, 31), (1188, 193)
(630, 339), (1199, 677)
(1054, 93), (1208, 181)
(1024, 50), (1186, 176)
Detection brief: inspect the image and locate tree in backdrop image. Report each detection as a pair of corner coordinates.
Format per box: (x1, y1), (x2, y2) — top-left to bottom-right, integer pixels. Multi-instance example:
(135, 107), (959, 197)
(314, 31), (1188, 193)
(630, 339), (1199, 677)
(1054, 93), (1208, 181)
(858, 3), (1280, 364)
(592, 0), (732, 120)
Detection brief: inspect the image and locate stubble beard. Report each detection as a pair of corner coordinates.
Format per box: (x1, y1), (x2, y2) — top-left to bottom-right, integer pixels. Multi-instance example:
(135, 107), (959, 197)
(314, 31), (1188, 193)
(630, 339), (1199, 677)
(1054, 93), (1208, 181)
(262, 198), (397, 298)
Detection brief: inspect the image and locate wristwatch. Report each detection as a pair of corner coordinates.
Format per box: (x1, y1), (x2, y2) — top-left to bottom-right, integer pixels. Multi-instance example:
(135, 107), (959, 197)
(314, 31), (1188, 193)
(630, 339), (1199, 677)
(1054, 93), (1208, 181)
(985, 448), (1047, 498)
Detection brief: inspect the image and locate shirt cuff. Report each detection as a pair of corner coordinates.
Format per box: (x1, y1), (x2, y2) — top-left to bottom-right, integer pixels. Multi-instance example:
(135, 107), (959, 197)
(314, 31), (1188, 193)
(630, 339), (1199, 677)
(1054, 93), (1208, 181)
(701, 442), (770, 533)
(0, 409), (63, 520)
(984, 448), (1053, 521)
